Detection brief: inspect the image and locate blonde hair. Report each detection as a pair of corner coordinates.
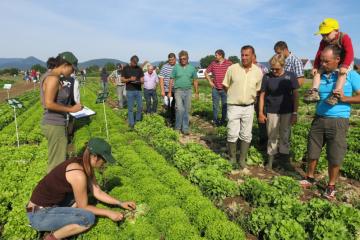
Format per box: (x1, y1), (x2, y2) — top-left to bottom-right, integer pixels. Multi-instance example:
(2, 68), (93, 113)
(269, 54), (285, 67)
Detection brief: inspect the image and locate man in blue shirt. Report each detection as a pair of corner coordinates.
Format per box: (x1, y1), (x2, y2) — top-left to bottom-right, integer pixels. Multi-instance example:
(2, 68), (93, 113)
(300, 45), (360, 200)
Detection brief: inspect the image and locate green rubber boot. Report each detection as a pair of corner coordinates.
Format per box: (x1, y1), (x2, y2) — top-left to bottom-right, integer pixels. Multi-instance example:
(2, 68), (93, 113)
(238, 141), (250, 169)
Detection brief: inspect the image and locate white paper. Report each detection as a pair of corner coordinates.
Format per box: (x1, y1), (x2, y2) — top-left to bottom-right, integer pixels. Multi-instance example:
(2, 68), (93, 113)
(3, 84), (12, 90)
(69, 106), (96, 119)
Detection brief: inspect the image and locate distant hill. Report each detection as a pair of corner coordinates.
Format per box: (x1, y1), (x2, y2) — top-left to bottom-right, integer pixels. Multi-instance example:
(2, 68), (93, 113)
(355, 58), (360, 65)
(79, 58), (127, 69)
(0, 57), (128, 70)
(0, 57), (45, 70)
(151, 60), (200, 68)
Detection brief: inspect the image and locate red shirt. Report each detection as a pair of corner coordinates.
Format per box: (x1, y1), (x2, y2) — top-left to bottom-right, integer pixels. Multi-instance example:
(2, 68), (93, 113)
(206, 59), (232, 89)
(314, 32), (354, 69)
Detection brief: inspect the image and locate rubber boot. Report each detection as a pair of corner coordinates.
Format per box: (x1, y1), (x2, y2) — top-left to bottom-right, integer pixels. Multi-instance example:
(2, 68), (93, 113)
(280, 153), (293, 171)
(238, 141), (250, 169)
(265, 155), (274, 170)
(227, 141), (237, 167)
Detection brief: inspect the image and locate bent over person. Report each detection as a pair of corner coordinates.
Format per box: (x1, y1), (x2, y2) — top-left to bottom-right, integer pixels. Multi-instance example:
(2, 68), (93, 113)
(223, 45), (263, 169)
(300, 45), (360, 200)
(27, 138), (136, 239)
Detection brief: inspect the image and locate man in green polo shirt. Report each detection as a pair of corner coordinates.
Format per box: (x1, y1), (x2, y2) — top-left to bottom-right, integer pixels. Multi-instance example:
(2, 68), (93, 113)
(170, 50), (199, 135)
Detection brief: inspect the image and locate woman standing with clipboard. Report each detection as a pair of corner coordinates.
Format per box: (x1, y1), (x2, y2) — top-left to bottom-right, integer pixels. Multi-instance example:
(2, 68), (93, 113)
(41, 52), (82, 172)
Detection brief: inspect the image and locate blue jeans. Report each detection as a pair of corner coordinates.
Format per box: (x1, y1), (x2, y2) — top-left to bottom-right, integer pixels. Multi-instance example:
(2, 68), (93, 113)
(175, 89), (192, 132)
(27, 207), (95, 231)
(212, 88), (227, 123)
(143, 89), (158, 113)
(101, 82), (108, 93)
(127, 90), (143, 127)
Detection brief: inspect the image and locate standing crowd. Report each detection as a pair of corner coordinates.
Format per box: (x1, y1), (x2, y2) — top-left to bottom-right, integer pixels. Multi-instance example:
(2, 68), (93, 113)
(25, 18), (360, 239)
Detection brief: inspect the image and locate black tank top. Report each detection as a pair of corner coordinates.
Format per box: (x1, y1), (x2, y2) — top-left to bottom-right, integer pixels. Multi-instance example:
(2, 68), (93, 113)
(30, 157), (85, 207)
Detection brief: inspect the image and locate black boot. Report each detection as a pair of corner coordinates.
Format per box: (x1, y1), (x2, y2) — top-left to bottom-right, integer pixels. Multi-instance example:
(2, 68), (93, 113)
(280, 153), (293, 171)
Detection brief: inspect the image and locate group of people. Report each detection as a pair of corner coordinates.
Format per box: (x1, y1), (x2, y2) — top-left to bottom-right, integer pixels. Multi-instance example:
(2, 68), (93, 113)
(24, 69), (40, 83)
(25, 17), (359, 239)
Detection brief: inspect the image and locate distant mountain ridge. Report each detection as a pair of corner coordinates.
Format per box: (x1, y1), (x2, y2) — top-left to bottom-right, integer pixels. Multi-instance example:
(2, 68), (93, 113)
(1, 56), (357, 70)
(0, 57), (128, 70)
(0, 57), (45, 70)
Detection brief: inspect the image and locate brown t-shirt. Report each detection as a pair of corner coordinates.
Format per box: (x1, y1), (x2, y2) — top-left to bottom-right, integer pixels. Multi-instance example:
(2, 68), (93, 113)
(30, 157), (84, 207)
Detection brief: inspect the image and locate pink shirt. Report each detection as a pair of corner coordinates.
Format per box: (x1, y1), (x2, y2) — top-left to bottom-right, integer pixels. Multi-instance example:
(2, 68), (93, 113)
(206, 59), (233, 89)
(144, 72), (159, 90)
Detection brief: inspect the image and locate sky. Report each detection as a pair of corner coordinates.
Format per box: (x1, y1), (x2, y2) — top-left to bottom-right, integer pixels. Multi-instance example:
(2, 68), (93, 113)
(0, 0), (359, 63)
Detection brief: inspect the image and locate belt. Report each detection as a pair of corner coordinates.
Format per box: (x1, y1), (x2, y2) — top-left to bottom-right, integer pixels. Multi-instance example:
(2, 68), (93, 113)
(26, 205), (43, 213)
(230, 103), (254, 107)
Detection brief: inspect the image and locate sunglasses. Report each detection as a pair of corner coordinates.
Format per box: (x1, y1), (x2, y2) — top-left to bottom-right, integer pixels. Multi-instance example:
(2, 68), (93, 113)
(180, 57), (188, 61)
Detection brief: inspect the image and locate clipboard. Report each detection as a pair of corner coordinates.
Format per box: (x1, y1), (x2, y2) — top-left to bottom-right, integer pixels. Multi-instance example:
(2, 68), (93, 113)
(69, 106), (96, 119)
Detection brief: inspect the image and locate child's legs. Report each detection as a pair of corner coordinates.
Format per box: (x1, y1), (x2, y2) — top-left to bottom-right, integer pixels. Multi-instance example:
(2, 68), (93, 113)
(335, 63), (353, 90)
(312, 68), (324, 89)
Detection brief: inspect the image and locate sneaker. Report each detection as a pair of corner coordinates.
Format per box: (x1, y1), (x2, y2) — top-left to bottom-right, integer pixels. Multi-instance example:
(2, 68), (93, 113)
(303, 88), (320, 103)
(323, 185), (336, 200)
(325, 94), (339, 105)
(299, 176), (316, 188)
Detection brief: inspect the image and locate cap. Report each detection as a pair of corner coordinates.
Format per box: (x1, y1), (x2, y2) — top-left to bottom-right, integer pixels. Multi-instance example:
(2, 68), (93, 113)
(87, 138), (115, 164)
(315, 18), (339, 35)
(58, 51), (78, 70)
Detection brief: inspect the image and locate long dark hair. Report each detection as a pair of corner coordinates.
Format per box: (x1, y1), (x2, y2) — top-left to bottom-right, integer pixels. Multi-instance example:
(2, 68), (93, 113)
(46, 55), (71, 70)
(82, 147), (95, 182)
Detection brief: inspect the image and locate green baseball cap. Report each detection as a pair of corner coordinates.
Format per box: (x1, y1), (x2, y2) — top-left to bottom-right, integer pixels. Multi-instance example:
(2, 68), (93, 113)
(58, 51), (78, 71)
(87, 138), (115, 164)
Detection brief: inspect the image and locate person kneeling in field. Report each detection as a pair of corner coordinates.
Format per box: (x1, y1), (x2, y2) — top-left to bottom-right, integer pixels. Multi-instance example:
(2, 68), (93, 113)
(26, 138), (136, 240)
(300, 45), (360, 200)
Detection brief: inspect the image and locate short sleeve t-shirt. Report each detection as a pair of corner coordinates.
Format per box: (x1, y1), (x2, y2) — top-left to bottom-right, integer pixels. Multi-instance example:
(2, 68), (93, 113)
(170, 64), (197, 89)
(316, 70), (360, 118)
(260, 71), (299, 114)
(159, 63), (175, 92)
(122, 65), (144, 91)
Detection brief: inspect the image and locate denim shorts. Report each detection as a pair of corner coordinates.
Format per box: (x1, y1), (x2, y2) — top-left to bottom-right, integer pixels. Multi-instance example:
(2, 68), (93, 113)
(27, 207), (95, 231)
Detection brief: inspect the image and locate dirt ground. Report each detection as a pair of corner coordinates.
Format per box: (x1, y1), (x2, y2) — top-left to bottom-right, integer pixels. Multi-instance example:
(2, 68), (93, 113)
(180, 115), (360, 209)
(0, 81), (37, 103)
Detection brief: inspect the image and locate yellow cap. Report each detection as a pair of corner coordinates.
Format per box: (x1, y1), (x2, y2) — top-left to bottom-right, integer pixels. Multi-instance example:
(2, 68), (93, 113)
(315, 18), (339, 35)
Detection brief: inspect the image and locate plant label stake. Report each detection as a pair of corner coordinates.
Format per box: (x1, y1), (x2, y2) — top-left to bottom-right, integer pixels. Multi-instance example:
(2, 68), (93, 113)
(3, 84), (12, 99)
(7, 98), (23, 148)
(96, 92), (109, 140)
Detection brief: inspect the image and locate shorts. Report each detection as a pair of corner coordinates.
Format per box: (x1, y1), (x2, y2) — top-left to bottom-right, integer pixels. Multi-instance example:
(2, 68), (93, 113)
(307, 116), (349, 166)
(27, 207), (95, 232)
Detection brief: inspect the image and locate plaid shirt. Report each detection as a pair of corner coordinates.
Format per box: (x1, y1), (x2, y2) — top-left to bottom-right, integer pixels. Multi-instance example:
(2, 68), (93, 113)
(284, 53), (304, 78)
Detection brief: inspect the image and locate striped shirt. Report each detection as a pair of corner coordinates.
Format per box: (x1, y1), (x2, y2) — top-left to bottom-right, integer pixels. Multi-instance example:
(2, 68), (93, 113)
(284, 53), (304, 78)
(206, 59), (232, 89)
(159, 63), (175, 92)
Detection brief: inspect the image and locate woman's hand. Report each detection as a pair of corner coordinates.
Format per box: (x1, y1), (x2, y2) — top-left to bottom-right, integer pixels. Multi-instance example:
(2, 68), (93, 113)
(258, 113), (267, 124)
(70, 103), (82, 113)
(107, 211), (124, 221)
(119, 201), (136, 210)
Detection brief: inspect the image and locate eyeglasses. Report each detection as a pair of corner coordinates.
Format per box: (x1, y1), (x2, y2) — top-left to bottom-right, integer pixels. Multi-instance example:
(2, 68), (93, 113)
(180, 57), (187, 61)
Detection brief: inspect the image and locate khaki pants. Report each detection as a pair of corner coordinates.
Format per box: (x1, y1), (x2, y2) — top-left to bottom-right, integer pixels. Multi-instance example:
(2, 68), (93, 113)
(41, 124), (68, 172)
(227, 105), (254, 143)
(266, 113), (292, 156)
